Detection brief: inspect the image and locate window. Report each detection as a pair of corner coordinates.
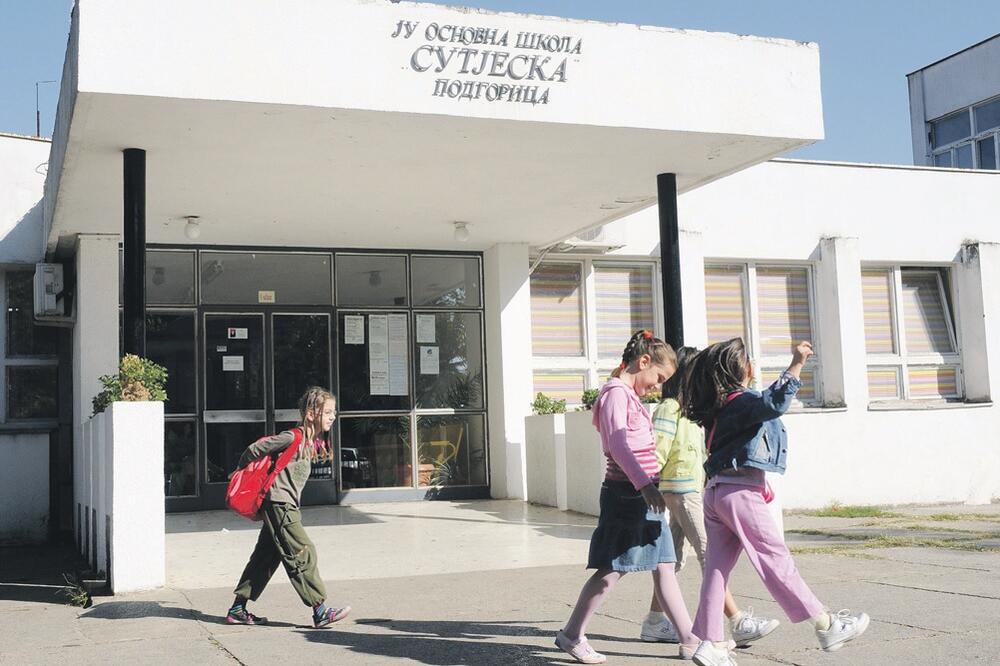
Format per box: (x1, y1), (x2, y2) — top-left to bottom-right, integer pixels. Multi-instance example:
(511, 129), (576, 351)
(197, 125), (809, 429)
(704, 264), (821, 405)
(1, 271), (60, 422)
(529, 259), (659, 407)
(861, 267), (961, 401)
(929, 96), (1000, 170)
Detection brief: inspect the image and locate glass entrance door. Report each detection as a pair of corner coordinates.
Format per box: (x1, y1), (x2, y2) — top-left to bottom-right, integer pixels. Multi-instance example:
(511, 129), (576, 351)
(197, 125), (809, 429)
(201, 312), (335, 508)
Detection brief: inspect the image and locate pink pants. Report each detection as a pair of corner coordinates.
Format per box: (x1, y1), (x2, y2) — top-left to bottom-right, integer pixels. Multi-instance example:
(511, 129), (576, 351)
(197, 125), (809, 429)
(692, 482), (824, 641)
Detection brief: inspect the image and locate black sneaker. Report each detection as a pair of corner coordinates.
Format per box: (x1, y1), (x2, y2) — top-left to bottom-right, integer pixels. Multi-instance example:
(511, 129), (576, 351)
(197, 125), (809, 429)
(226, 607), (268, 625)
(313, 605), (351, 628)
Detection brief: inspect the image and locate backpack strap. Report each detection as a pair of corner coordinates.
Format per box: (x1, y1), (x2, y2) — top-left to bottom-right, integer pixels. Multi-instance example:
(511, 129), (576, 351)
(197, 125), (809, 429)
(706, 391), (744, 453)
(272, 427), (304, 473)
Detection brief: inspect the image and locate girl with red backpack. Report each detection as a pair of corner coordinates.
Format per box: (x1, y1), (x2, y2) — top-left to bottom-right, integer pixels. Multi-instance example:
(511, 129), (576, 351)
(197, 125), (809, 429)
(226, 386), (351, 629)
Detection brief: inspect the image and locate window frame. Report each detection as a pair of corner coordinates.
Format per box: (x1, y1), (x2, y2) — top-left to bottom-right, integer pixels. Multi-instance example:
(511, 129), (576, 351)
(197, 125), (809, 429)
(863, 265), (963, 402)
(529, 257), (662, 406)
(0, 270), (60, 425)
(929, 96), (1000, 171)
(704, 261), (824, 407)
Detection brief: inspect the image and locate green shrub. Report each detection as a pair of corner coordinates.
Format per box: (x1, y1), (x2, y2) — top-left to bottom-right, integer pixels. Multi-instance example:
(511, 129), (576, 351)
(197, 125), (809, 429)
(92, 354), (168, 417)
(581, 389), (599, 410)
(530, 392), (566, 415)
(641, 389), (662, 404)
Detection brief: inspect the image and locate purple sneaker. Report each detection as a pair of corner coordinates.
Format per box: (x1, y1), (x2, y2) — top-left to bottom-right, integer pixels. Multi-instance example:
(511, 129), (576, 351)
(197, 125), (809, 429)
(314, 605), (351, 628)
(226, 607), (268, 625)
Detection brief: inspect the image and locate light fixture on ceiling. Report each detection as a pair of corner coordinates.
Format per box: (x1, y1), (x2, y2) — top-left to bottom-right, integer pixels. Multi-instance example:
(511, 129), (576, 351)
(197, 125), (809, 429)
(453, 222), (470, 242)
(183, 215), (201, 240)
(368, 270), (382, 287)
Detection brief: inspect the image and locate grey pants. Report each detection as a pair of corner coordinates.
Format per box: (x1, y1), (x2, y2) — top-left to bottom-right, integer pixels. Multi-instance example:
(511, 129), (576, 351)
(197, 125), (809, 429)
(663, 491), (708, 573)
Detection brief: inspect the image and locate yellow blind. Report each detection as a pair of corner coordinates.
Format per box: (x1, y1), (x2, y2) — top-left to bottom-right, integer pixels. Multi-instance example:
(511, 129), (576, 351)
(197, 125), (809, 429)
(532, 372), (587, 405)
(594, 265), (655, 358)
(530, 263), (584, 357)
(756, 267), (812, 357)
(704, 266), (748, 345)
(900, 272), (953, 355)
(861, 269), (895, 354)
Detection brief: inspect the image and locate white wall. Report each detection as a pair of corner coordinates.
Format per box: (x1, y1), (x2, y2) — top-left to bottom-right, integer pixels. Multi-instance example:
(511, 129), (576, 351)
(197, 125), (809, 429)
(0, 433), (49, 543)
(908, 35), (1000, 164)
(0, 135), (49, 263)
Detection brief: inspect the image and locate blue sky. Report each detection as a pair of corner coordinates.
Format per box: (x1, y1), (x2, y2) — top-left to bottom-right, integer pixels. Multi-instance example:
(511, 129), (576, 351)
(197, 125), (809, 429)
(2, 1), (999, 165)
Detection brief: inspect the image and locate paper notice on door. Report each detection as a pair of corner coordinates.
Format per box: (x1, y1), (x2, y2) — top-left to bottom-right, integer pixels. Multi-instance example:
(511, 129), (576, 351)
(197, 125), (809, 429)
(258, 290), (276, 304)
(388, 314), (408, 396)
(368, 315), (389, 395)
(344, 315), (365, 345)
(222, 355), (244, 372)
(420, 346), (440, 375)
(416, 314), (436, 343)
(227, 327), (248, 340)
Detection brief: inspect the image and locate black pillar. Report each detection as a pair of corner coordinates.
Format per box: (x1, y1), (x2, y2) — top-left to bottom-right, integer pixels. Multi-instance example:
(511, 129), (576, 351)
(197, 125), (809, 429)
(657, 173), (684, 349)
(122, 148), (146, 357)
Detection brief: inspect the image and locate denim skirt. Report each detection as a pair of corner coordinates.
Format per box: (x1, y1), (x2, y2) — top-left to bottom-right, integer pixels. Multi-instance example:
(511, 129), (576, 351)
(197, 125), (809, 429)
(587, 479), (676, 572)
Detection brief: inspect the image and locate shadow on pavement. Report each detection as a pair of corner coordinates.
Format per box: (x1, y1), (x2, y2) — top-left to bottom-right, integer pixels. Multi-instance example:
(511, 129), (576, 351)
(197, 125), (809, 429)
(0, 542), (91, 606)
(166, 505), (383, 534)
(81, 600), (299, 628)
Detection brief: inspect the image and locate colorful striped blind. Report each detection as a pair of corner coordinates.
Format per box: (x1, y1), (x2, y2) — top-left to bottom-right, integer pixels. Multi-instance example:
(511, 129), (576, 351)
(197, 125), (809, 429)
(594, 265), (655, 358)
(866, 366), (901, 400)
(900, 272), (954, 355)
(760, 367), (816, 402)
(704, 266), (748, 345)
(907, 366), (959, 399)
(532, 372), (586, 405)
(756, 268), (812, 357)
(861, 270), (896, 354)
(530, 263), (584, 357)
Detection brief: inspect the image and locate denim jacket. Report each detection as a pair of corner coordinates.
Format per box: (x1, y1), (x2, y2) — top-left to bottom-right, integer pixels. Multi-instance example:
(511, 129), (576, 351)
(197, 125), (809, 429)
(704, 373), (801, 479)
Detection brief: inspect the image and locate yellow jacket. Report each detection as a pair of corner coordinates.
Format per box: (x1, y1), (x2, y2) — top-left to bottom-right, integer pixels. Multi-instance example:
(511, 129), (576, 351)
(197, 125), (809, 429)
(652, 398), (706, 493)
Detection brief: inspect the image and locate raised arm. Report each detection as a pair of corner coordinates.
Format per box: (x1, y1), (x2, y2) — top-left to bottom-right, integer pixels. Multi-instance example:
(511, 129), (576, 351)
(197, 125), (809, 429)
(739, 341), (812, 422)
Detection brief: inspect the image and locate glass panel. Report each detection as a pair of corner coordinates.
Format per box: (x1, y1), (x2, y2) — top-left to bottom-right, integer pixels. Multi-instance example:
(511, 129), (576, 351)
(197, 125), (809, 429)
(200, 252), (332, 305)
(272, 315), (331, 410)
(204, 315), (265, 410)
(755, 267), (812, 357)
(955, 143), (973, 169)
(530, 263), (584, 356)
(414, 312), (484, 409)
(6, 272), (59, 356)
(7, 366), (58, 419)
(164, 420), (197, 497)
(532, 372), (586, 406)
(861, 270), (896, 354)
(759, 367), (816, 403)
(416, 414), (487, 487)
(339, 416), (411, 489)
(908, 366), (959, 399)
(336, 254), (407, 306)
(337, 312), (410, 412)
(933, 151), (953, 167)
(594, 264), (655, 358)
(974, 98), (1000, 133)
(411, 256), (481, 307)
(147, 251), (195, 304)
(206, 422), (267, 483)
(978, 137), (997, 170)
(867, 366), (901, 400)
(931, 111), (971, 148)
(704, 266), (748, 345)
(146, 313), (196, 414)
(900, 272), (954, 354)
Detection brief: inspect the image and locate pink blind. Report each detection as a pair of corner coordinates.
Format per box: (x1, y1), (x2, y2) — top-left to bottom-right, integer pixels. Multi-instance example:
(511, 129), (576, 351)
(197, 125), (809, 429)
(530, 263), (584, 357)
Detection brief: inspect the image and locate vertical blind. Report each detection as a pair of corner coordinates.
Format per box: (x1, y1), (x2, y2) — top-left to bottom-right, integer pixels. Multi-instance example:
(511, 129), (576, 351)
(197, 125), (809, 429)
(530, 263), (584, 357)
(594, 265), (655, 358)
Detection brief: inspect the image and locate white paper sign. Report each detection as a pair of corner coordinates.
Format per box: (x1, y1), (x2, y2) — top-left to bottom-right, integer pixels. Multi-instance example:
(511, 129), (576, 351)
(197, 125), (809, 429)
(420, 346), (440, 375)
(344, 316), (365, 345)
(227, 327), (248, 340)
(368, 315), (389, 395)
(416, 314), (436, 343)
(222, 355), (244, 372)
(388, 314), (409, 396)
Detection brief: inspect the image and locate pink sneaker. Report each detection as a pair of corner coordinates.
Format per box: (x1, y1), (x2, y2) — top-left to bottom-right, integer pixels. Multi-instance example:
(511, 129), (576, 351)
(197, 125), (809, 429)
(555, 630), (607, 664)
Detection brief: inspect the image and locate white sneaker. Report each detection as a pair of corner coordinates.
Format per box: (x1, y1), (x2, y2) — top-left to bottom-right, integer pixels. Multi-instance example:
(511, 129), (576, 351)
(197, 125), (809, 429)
(815, 610), (870, 652)
(692, 640), (738, 666)
(731, 608), (780, 647)
(555, 630), (607, 664)
(640, 616), (680, 643)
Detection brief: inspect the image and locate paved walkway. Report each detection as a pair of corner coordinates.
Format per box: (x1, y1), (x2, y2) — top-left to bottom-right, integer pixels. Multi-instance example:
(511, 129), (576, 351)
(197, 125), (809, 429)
(2, 500), (999, 664)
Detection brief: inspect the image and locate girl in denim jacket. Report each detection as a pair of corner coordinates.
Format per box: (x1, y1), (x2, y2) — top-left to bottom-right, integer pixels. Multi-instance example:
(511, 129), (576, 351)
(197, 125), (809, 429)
(681, 338), (869, 666)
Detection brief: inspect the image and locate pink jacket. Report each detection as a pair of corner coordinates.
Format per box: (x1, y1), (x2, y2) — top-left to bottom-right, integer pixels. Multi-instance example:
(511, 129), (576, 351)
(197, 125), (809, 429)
(592, 378), (659, 490)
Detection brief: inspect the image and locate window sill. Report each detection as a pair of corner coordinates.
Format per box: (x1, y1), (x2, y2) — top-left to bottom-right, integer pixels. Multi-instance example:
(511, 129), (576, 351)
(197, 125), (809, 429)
(0, 422), (58, 434)
(868, 400), (993, 412)
(786, 405), (848, 415)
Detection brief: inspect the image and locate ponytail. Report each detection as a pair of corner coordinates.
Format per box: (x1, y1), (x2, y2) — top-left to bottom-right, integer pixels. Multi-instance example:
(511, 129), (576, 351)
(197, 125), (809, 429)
(611, 329), (677, 378)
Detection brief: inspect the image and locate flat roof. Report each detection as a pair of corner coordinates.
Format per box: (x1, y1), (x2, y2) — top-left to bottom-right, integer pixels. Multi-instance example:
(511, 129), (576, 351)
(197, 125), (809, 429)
(907, 32), (1000, 77)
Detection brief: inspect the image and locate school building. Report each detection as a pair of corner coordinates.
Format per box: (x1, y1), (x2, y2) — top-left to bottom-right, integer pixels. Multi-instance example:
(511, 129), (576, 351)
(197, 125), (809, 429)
(0, 0), (997, 589)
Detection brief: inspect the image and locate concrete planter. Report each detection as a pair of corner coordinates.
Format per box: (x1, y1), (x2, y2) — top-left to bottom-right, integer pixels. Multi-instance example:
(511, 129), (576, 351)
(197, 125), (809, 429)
(79, 401), (165, 593)
(525, 414), (567, 510)
(564, 411), (606, 517)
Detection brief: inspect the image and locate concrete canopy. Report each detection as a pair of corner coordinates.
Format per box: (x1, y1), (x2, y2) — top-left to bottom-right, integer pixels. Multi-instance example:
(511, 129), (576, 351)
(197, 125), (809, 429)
(45, 0), (824, 254)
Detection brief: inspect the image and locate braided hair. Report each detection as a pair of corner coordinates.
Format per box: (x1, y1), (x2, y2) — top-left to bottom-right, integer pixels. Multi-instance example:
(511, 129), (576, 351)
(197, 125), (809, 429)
(610, 329), (678, 379)
(678, 337), (752, 427)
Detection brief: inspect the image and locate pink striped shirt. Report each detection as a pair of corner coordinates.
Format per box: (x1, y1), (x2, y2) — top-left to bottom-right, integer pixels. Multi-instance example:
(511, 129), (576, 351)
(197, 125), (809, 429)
(592, 378), (659, 490)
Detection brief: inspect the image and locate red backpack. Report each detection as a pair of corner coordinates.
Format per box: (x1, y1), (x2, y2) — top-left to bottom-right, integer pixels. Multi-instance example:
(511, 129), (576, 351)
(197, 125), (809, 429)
(226, 428), (304, 520)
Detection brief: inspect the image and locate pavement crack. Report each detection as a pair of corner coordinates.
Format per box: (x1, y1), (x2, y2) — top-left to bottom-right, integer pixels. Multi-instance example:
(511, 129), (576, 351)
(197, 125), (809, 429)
(863, 579), (1000, 601)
